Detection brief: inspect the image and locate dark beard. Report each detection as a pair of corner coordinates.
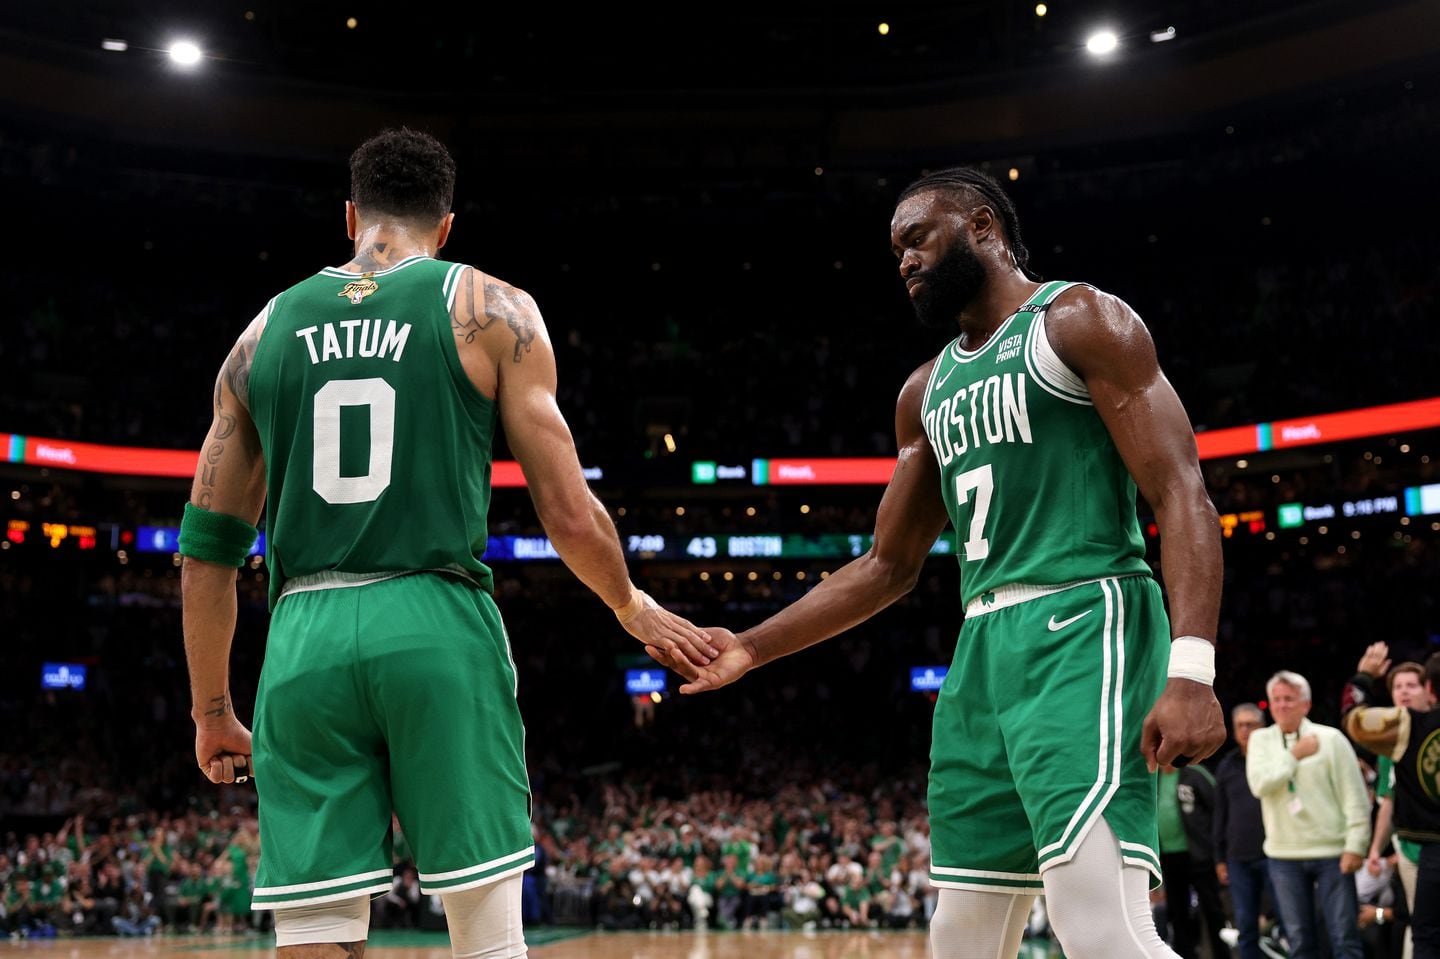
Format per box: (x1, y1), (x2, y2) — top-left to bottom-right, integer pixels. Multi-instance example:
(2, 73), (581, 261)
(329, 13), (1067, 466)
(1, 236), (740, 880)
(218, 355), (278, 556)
(910, 243), (987, 329)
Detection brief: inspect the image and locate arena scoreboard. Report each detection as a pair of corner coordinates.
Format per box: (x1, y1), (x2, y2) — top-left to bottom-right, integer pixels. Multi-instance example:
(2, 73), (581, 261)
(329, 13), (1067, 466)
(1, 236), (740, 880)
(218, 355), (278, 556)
(482, 532), (956, 562)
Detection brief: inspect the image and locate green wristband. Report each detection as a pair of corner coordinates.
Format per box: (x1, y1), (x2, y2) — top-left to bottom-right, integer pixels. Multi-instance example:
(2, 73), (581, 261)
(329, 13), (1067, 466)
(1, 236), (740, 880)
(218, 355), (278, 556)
(178, 503), (258, 567)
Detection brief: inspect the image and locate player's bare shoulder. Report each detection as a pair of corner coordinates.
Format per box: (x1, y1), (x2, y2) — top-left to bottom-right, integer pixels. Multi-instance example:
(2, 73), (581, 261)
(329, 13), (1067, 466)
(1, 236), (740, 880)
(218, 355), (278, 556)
(1042, 284), (1158, 382)
(221, 307), (270, 412)
(448, 266), (544, 367)
(895, 356), (940, 442)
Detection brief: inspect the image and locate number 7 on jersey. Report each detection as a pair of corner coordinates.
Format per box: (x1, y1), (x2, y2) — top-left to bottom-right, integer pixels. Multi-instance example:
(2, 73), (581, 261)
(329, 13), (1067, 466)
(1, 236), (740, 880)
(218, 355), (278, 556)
(955, 463), (994, 561)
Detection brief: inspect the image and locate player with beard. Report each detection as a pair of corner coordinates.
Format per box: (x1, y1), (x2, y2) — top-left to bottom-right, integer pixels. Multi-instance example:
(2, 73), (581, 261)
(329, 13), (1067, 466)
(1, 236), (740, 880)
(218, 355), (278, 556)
(654, 167), (1226, 959)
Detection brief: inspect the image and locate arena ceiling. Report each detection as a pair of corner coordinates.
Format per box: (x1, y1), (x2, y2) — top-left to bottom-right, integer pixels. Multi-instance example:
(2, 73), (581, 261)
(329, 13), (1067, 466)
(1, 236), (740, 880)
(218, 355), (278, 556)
(1, 0), (1437, 171)
(0, 0), (1415, 102)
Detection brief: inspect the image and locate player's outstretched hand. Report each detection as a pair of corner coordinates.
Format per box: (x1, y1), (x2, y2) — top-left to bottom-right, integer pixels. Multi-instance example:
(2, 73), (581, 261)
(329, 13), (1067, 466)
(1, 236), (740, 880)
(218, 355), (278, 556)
(1356, 641), (1391, 679)
(195, 715), (253, 785)
(1140, 678), (1226, 773)
(618, 590), (719, 667)
(646, 627), (756, 694)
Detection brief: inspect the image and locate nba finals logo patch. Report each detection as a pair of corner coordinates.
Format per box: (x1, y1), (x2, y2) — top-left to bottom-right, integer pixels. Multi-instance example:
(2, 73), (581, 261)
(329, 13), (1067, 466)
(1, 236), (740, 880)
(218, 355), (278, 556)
(339, 274), (379, 305)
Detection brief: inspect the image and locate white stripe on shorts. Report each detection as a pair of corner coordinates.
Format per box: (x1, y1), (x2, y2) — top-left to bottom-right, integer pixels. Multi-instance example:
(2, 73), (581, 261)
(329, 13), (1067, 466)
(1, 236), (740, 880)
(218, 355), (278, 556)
(253, 867), (393, 897)
(418, 846), (536, 883)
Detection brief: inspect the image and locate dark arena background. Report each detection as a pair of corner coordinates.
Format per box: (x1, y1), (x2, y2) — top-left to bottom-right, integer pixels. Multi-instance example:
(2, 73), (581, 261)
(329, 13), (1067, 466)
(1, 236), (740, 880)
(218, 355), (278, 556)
(3, 2), (1440, 958)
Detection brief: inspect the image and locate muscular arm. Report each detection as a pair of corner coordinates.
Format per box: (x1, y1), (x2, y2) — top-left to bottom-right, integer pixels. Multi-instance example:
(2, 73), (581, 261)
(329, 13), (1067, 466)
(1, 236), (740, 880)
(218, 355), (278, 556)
(736, 361), (952, 668)
(1046, 287), (1221, 640)
(484, 280), (632, 608)
(181, 314), (266, 723)
(1047, 287), (1225, 767)
(450, 268), (709, 658)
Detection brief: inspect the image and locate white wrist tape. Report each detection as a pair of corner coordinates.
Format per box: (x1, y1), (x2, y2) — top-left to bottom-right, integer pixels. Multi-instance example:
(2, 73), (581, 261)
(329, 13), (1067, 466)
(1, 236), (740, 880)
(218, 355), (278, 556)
(614, 589), (649, 625)
(1167, 636), (1216, 685)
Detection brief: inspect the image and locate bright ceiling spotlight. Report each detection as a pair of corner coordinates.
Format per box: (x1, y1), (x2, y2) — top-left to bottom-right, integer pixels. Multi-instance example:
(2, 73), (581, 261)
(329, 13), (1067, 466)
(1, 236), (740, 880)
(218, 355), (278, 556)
(1085, 30), (1119, 56)
(101, 38), (128, 52)
(168, 40), (203, 66)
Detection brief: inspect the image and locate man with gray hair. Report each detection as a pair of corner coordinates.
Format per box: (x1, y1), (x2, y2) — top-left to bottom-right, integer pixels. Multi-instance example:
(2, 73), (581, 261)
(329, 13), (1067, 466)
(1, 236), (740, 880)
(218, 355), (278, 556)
(1247, 670), (1371, 959)
(1214, 703), (1274, 959)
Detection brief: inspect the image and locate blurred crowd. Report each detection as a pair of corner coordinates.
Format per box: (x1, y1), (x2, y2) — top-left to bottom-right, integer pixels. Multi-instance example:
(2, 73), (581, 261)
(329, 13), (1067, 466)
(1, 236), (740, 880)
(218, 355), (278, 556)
(2, 639), (1431, 959)
(1, 811), (260, 939)
(3, 507), (1438, 954)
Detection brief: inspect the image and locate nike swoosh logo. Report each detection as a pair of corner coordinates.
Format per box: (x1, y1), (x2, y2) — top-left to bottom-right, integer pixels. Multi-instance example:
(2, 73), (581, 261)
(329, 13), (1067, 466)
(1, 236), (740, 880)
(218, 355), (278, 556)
(933, 366), (957, 392)
(1047, 610), (1093, 632)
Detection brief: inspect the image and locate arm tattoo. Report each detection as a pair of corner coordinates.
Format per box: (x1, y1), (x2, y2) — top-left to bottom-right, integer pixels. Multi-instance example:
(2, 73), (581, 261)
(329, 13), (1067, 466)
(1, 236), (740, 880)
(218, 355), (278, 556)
(339, 943), (366, 959)
(222, 319), (262, 412)
(451, 268), (499, 344)
(483, 280), (537, 363)
(197, 316), (264, 509)
(202, 695), (229, 719)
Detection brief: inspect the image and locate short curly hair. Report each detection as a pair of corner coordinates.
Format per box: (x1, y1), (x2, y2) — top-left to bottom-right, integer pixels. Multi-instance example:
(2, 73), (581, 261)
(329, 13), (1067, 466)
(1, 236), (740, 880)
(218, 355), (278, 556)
(349, 127), (455, 223)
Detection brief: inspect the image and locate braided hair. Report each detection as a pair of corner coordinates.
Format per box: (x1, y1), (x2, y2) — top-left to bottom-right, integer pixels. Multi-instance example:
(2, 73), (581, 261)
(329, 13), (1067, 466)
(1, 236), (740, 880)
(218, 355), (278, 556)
(898, 167), (1041, 281)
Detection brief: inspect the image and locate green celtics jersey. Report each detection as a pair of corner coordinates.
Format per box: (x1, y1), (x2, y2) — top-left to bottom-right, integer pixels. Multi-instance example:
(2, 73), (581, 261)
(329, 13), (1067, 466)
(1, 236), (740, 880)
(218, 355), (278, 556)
(248, 255), (496, 608)
(921, 280), (1150, 607)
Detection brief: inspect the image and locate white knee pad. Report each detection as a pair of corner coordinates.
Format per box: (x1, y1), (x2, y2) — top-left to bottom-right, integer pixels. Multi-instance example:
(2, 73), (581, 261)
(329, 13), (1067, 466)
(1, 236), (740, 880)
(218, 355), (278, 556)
(929, 887), (1034, 959)
(442, 874), (525, 959)
(274, 895), (371, 947)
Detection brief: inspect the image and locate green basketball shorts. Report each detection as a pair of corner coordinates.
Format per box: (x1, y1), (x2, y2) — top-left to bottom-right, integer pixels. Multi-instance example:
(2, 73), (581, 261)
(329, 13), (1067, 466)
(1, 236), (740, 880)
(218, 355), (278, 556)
(928, 574), (1168, 894)
(250, 571), (533, 910)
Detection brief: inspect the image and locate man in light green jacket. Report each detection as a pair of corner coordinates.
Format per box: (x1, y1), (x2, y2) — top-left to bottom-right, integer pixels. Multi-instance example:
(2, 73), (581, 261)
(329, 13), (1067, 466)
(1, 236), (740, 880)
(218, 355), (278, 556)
(1247, 670), (1370, 959)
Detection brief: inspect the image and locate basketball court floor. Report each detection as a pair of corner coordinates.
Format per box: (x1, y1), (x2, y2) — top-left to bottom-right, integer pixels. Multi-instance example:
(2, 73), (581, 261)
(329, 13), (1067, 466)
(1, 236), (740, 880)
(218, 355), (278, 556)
(1, 929), (1065, 958)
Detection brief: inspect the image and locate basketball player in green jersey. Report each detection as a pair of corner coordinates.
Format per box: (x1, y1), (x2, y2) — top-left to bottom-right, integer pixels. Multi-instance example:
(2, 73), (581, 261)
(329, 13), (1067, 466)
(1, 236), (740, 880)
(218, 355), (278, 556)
(179, 129), (714, 959)
(655, 168), (1227, 959)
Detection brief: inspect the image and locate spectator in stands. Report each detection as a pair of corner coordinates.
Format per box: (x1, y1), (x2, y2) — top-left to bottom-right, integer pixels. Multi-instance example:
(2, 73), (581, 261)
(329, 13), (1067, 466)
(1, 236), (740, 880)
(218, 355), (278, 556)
(714, 853), (747, 929)
(1352, 643), (1436, 959)
(111, 884), (160, 937)
(1158, 763), (1228, 959)
(782, 871), (823, 929)
(870, 820), (904, 870)
(1248, 670), (1370, 959)
(839, 872), (872, 928)
(882, 857), (920, 928)
(596, 878), (641, 931)
(4, 875), (51, 938)
(686, 856), (714, 928)
(59, 862), (97, 934)
(170, 860), (210, 932)
(1343, 651), (1440, 959)
(1214, 702), (1278, 959)
(374, 866), (422, 929)
(94, 860), (126, 926)
(1355, 854), (1406, 959)
(744, 854), (780, 929)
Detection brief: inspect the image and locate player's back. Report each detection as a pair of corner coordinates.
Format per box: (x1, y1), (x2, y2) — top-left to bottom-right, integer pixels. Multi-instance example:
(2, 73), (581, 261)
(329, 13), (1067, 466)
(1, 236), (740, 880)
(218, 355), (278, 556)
(248, 255), (495, 607)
